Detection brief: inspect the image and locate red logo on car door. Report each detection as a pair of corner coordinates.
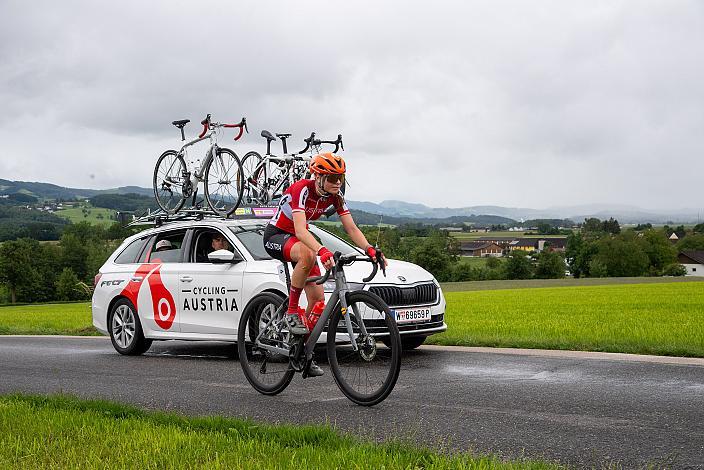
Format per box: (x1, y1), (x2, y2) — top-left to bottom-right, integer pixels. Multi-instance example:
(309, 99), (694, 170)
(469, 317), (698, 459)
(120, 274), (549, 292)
(120, 263), (177, 330)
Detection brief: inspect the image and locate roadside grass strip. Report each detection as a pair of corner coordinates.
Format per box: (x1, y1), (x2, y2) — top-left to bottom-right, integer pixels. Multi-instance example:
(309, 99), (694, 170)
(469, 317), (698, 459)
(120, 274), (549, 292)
(431, 282), (704, 357)
(0, 302), (97, 336)
(0, 395), (561, 469)
(440, 276), (704, 292)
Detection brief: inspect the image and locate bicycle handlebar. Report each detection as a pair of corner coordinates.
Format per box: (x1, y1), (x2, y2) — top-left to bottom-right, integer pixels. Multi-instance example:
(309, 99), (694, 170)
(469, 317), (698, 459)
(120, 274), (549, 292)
(222, 117), (248, 141)
(313, 134), (344, 153)
(199, 115), (248, 140)
(305, 250), (385, 285)
(297, 132), (316, 154)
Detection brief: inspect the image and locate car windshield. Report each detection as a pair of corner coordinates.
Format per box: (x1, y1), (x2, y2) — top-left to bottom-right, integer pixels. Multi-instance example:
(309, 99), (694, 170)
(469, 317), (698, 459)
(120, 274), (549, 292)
(228, 223), (361, 260)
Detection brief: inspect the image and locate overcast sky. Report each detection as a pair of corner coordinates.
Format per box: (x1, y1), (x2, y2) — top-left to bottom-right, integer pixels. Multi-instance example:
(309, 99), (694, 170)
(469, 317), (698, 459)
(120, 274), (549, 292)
(1, 0), (702, 211)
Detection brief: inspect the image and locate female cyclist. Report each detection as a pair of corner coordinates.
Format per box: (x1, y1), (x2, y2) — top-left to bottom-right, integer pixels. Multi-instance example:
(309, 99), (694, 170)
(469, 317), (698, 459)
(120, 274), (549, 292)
(262, 152), (386, 376)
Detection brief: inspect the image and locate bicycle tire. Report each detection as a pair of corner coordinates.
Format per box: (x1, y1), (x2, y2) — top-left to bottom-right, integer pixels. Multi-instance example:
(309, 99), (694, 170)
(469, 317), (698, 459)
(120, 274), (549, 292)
(327, 290), (401, 406)
(238, 292), (295, 395)
(153, 150), (187, 214)
(204, 147), (244, 217)
(241, 151), (267, 205)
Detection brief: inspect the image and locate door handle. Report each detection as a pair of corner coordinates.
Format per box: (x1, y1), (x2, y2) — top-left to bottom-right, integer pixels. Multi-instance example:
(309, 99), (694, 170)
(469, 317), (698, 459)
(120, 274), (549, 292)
(130, 276), (143, 283)
(180, 276), (193, 282)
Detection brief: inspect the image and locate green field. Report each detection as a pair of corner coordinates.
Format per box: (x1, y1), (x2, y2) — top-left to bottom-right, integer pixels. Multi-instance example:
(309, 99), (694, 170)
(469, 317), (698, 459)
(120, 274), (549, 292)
(0, 302), (97, 335)
(458, 256), (494, 268)
(55, 205), (115, 226)
(449, 231), (568, 240)
(0, 395), (558, 469)
(2, 279), (704, 357)
(429, 282), (704, 357)
(440, 276), (704, 292)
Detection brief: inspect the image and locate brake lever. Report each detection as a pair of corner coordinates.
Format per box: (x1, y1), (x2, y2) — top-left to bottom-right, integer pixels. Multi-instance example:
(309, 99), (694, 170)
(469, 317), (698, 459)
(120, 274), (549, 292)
(376, 251), (386, 277)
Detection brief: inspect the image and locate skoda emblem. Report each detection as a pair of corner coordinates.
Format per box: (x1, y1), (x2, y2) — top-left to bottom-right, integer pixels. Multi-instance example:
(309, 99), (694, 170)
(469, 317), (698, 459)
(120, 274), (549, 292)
(397, 275), (407, 282)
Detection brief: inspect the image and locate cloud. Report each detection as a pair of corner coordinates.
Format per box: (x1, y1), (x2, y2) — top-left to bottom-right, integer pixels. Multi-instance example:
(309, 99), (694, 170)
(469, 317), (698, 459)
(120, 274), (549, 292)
(1, 0), (703, 211)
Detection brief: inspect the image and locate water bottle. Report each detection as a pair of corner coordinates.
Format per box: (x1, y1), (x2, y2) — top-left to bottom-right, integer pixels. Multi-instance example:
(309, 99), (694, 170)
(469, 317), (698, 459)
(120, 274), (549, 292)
(307, 301), (325, 330)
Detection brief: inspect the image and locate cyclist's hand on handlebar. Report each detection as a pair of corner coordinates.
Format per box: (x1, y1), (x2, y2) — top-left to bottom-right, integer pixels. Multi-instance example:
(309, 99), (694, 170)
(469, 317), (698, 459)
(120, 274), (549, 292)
(367, 246), (388, 269)
(318, 246), (334, 270)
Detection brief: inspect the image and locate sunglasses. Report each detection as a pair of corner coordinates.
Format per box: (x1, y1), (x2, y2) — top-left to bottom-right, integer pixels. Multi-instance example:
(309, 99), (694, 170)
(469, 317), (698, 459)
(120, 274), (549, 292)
(325, 174), (345, 184)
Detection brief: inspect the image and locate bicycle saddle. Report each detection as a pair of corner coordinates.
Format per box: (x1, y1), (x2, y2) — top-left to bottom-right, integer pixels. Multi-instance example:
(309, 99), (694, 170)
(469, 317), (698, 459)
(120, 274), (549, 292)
(261, 130), (277, 142)
(172, 119), (190, 128)
(276, 133), (292, 139)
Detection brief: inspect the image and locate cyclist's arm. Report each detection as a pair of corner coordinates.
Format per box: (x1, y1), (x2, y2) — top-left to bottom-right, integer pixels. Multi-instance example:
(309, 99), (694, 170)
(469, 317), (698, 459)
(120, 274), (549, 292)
(340, 213), (372, 250)
(292, 212), (323, 253)
(341, 213), (388, 267)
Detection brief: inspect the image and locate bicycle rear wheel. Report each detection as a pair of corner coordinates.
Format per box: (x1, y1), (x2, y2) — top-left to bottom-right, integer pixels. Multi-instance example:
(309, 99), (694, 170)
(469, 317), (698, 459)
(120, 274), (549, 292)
(204, 147), (244, 216)
(241, 151), (267, 205)
(153, 150), (186, 214)
(237, 293), (294, 395)
(327, 290), (401, 406)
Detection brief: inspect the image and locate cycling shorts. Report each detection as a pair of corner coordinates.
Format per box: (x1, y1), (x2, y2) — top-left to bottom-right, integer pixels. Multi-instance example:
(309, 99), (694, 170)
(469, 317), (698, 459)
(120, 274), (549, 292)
(263, 224), (321, 277)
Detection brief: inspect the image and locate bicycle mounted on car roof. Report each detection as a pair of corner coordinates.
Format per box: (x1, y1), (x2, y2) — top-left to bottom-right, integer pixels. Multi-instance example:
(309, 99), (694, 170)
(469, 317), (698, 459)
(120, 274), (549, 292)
(240, 130), (344, 207)
(153, 114), (248, 217)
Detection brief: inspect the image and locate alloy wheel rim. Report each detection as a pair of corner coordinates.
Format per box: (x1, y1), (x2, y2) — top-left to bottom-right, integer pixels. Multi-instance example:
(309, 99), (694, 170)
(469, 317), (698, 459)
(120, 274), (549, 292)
(112, 305), (136, 349)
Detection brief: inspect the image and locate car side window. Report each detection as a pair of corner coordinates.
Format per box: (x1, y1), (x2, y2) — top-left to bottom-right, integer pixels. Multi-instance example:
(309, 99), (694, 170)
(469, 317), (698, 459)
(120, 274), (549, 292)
(146, 230), (187, 263)
(189, 228), (234, 263)
(114, 237), (148, 264)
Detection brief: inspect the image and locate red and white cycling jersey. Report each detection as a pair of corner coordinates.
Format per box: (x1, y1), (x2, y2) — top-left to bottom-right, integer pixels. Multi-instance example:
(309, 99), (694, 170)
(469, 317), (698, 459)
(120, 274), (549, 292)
(270, 179), (350, 233)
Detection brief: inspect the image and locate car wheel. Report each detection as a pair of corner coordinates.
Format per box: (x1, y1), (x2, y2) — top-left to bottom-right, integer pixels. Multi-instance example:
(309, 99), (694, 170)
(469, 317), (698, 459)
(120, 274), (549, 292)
(109, 298), (152, 356)
(401, 336), (427, 350)
(383, 335), (427, 351)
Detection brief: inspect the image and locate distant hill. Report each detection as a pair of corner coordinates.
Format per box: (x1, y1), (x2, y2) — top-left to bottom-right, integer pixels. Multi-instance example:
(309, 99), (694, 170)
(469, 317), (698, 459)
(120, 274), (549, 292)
(0, 179), (153, 201)
(1, 179), (700, 224)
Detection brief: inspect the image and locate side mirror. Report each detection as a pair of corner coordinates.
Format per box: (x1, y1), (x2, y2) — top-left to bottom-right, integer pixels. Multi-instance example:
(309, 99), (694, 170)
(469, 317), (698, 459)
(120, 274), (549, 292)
(208, 249), (243, 264)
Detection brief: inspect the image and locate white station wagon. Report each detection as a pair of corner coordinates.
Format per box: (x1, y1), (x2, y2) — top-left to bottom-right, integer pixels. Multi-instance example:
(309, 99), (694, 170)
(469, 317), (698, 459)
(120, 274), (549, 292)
(92, 217), (447, 355)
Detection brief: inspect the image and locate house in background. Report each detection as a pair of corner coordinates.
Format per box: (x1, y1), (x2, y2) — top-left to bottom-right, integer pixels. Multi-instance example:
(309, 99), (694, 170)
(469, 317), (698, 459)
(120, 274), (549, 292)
(678, 251), (704, 276)
(459, 241), (503, 257)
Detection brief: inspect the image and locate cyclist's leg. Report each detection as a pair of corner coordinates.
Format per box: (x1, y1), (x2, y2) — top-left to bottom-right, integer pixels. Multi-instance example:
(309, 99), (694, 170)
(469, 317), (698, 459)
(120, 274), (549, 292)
(288, 241), (319, 313)
(302, 265), (324, 315)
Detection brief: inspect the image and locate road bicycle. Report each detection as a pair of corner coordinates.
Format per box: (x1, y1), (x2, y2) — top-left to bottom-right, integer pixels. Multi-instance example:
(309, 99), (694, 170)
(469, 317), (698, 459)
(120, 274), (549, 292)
(240, 131), (344, 206)
(153, 114), (247, 217)
(237, 250), (401, 406)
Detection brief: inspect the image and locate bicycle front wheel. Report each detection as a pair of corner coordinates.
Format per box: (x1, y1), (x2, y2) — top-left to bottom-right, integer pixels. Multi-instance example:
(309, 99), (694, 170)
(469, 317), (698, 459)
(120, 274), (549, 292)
(327, 290), (401, 406)
(241, 151), (267, 205)
(204, 147), (244, 216)
(153, 150), (186, 214)
(237, 293), (295, 395)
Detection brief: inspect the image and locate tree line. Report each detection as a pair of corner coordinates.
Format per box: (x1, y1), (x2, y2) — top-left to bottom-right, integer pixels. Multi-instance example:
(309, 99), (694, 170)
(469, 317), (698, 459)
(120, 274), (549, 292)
(0, 222), (140, 303)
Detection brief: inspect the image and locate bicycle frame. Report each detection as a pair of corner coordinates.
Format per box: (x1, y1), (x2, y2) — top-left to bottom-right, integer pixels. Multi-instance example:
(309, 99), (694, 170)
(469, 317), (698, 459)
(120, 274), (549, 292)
(178, 130), (220, 181)
(253, 259), (370, 362)
(243, 153), (312, 203)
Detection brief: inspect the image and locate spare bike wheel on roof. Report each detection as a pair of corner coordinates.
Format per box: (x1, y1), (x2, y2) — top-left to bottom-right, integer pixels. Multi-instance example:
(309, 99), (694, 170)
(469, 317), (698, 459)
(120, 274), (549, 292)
(204, 147), (244, 217)
(153, 150), (187, 214)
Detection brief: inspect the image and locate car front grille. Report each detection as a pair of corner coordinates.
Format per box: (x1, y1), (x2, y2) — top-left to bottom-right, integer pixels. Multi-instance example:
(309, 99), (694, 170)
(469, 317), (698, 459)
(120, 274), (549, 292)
(331, 313), (445, 334)
(368, 283), (438, 307)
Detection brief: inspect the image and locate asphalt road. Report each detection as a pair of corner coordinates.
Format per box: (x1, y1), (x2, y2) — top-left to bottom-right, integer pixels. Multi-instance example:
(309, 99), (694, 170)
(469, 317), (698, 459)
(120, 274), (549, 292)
(1, 336), (703, 469)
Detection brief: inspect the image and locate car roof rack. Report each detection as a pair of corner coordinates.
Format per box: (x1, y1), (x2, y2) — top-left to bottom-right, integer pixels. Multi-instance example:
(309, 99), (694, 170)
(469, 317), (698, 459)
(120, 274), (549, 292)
(126, 205), (282, 228)
(127, 208), (223, 228)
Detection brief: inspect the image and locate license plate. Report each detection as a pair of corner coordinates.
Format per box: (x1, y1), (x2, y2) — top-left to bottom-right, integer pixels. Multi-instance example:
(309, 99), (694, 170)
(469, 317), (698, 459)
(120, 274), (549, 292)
(391, 307), (431, 323)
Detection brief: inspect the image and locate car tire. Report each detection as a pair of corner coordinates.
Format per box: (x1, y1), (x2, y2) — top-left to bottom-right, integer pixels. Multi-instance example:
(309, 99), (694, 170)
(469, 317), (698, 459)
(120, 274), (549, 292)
(383, 335), (427, 351)
(400, 336), (427, 350)
(108, 298), (152, 356)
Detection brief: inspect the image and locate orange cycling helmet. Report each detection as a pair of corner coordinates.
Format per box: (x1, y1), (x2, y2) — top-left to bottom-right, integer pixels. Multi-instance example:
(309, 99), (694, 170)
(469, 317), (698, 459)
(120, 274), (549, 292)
(309, 152), (346, 175)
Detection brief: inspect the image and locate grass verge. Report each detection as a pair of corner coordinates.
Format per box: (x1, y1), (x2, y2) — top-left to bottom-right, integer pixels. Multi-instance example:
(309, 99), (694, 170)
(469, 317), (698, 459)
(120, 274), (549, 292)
(0, 302), (97, 336)
(429, 282), (704, 357)
(0, 394), (561, 469)
(440, 276), (704, 292)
